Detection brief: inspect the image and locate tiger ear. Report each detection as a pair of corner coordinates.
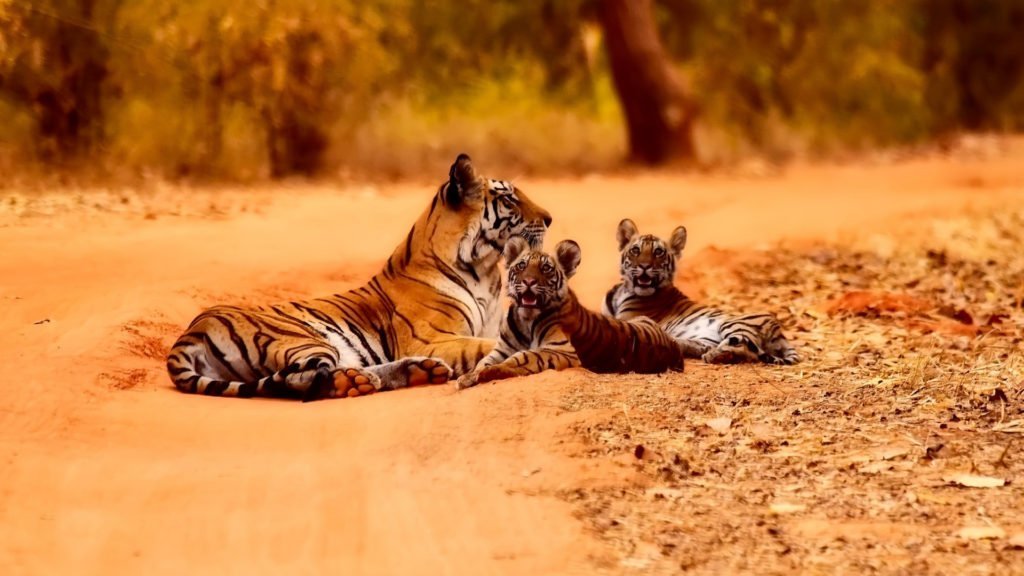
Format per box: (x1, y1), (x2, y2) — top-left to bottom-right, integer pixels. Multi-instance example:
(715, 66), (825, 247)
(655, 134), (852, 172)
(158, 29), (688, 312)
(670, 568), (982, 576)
(503, 236), (529, 266)
(446, 153), (482, 206)
(669, 226), (688, 257)
(616, 219), (639, 251)
(555, 240), (582, 279)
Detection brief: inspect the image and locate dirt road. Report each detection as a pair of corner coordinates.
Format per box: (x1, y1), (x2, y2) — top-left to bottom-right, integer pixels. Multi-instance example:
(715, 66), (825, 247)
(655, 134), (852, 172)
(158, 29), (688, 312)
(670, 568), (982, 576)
(2, 148), (1022, 575)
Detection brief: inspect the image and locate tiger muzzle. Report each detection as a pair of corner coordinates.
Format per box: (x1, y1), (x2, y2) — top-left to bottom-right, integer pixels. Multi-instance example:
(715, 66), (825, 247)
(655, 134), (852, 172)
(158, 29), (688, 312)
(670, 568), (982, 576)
(515, 281), (543, 308)
(634, 271), (655, 288)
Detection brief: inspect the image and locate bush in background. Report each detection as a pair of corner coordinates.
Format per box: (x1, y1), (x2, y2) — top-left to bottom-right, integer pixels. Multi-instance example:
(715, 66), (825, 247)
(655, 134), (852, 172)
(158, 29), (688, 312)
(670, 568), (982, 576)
(0, 0), (1022, 183)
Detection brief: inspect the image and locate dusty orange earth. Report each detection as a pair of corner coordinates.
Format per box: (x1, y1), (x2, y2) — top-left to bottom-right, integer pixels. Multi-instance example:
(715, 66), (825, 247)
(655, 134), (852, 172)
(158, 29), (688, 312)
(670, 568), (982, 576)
(2, 145), (1023, 575)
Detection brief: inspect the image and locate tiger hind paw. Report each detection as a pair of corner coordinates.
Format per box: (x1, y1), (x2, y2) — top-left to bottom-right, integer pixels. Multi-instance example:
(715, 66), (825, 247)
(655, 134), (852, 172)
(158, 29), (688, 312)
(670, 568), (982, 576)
(303, 367), (380, 402)
(404, 357), (453, 387)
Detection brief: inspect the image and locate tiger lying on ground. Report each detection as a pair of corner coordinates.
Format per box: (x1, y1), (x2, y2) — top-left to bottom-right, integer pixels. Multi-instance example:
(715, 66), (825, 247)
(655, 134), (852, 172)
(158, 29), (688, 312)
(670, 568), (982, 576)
(603, 219), (799, 365)
(166, 154), (552, 400)
(456, 236), (685, 389)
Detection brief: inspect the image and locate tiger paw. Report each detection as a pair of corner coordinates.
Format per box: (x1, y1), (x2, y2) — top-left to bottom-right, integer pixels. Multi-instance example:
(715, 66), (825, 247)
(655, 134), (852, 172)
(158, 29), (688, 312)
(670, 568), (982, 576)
(307, 367), (380, 401)
(454, 371), (479, 391)
(679, 339), (713, 359)
(704, 337), (761, 364)
(405, 357), (453, 387)
(476, 364), (522, 383)
(702, 347), (742, 364)
(767, 351), (800, 365)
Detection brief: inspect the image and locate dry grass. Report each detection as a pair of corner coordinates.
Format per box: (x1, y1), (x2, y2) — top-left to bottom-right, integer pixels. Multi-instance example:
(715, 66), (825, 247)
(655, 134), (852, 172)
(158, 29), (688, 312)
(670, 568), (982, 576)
(558, 208), (1024, 574)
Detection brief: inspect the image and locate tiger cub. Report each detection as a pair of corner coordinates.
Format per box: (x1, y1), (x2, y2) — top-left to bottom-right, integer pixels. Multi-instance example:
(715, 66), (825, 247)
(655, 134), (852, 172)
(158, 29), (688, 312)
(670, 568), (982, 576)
(456, 237), (684, 389)
(603, 219), (800, 365)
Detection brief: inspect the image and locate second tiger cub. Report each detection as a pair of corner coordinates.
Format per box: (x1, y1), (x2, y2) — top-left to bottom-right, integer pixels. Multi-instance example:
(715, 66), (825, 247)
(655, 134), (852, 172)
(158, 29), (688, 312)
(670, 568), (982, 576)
(456, 237), (684, 389)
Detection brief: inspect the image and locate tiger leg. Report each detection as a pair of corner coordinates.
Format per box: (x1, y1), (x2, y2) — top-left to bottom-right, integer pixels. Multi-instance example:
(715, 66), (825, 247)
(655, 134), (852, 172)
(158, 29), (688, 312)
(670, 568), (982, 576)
(414, 337), (496, 377)
(703, 312), (784, 364)
(456, 349), (580, 389)
(701, 335), (762, 364)
(678, 337), (714, 359)
(364, 357), (453, 390)
(763, 342), (800, 365)
(760, 317), (801, 365)
(168, 321), (336, 399)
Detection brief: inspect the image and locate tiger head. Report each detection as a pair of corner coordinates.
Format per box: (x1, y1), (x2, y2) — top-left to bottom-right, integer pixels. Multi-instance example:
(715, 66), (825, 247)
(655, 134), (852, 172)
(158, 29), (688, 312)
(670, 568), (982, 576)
(615, 218), (688, 296)
(502, 237), (581, 312)
(438, 154), (552, 267)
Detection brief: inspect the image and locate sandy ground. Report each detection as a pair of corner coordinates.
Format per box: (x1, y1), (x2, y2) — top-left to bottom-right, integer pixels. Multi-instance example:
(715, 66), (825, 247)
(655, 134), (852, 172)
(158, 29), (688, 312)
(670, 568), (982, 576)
(1, 146), (1023, 575)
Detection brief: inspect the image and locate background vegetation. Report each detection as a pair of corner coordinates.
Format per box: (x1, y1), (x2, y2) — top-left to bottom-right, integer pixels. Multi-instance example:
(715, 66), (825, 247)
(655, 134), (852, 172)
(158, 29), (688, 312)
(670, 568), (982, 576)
(1, 0), (1022, 182)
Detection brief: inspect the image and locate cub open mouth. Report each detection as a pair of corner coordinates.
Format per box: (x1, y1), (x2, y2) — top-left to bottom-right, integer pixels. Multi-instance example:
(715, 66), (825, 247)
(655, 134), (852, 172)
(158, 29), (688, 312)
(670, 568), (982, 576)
(518, 293), (539, 307)
(635, 274), (653, 287)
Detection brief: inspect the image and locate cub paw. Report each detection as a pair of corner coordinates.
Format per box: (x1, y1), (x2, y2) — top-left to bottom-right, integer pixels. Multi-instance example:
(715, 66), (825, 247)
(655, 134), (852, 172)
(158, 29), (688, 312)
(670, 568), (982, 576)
(454, 371), (480, 391)
(477, 364), (522, 383)
(776, 352), (800, 365)
(702, 348), (742, 364)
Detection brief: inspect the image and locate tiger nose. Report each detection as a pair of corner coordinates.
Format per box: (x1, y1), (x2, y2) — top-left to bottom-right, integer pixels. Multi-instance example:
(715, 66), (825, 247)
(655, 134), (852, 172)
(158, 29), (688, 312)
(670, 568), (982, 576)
(523, 278), (538, 287)
(541, 211), (552, 228)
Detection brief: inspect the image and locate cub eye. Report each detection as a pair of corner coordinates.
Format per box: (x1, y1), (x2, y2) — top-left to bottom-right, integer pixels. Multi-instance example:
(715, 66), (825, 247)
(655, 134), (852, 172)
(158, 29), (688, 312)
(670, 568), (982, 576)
(629, 246), (641, 256)
(654, 247), (665, 257)
(498, 196), (514, 208)
(541, 263), (554, 273)
(515, 261), (527, 271)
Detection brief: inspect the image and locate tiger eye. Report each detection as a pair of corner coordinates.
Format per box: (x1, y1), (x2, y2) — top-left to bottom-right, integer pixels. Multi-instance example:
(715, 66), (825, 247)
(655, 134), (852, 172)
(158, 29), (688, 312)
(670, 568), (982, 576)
(630, 246), (641, 255)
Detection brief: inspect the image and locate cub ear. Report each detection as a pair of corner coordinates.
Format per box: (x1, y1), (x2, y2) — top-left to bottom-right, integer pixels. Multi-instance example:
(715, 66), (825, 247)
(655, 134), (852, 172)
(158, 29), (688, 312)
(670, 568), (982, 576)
(503, 236), (530, 266)
(616, 219), (639, 251)
(446, 153), (482, 206)
(669, 226), (688, 257)
(555, 240), (582, 279)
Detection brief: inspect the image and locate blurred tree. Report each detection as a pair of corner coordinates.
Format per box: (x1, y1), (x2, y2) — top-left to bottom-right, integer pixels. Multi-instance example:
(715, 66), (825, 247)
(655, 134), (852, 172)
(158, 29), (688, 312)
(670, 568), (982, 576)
(260, 26), (328, 177)
(923, 0), (1024, 132)
(2, 0), (1023, 180)
(598, 0), (697, 165)
(0, 0), (120, 162)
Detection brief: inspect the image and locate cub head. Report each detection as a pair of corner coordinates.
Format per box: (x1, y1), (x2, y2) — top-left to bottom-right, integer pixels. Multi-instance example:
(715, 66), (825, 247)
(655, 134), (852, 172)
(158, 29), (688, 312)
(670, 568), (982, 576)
(615, 218), (687, 296)
(502, 237), (582, 311)
(441, 154), (552, 265)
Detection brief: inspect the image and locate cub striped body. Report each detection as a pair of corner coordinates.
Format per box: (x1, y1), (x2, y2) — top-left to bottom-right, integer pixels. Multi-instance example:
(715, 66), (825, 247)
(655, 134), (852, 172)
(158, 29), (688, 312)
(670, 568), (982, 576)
(604, 219), (799, 365)
(457, 237), (684, 389)
(166, 155), (551, 400)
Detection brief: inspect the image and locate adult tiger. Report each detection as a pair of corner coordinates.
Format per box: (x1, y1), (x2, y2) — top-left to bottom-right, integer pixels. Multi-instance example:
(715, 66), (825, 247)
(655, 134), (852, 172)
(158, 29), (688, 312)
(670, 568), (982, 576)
(456, 236), (685, 389)
(166, 154), (552, 400)
(603, 219), (800, 365)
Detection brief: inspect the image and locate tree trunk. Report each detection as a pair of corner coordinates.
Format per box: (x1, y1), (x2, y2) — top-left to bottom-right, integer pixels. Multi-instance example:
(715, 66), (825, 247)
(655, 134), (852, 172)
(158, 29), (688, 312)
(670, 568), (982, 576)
(598, 0), (698, 165)
(198, 14), (224, 172)
(32, 0), (109, 162)
(262, 29), (328, 178)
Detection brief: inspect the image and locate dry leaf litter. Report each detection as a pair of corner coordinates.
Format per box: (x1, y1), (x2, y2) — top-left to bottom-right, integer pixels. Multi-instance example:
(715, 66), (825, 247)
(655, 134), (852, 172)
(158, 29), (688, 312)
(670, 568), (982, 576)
(558, 208), (1024, 575)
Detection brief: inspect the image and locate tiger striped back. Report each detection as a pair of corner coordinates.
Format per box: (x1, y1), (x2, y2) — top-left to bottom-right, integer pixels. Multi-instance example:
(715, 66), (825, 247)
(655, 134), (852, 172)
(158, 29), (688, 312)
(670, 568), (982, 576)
(456, 237), (684, 388)
(604, 219), (800, 365)
(166, 154), (552, 400)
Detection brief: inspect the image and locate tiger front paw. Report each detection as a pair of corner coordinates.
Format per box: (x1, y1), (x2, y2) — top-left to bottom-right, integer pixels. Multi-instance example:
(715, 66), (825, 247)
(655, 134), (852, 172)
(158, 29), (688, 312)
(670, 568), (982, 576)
(477, 364), (524, 383)
(454, 371), (480, 391)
